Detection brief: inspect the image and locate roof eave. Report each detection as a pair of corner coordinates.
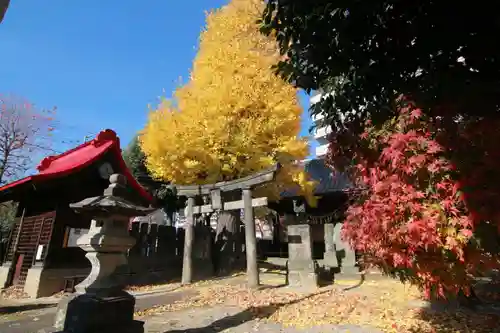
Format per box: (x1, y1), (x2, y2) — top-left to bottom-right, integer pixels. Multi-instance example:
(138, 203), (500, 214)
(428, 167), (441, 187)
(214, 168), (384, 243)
(0, 179), (34, 203)
(0, 0), (10, 23)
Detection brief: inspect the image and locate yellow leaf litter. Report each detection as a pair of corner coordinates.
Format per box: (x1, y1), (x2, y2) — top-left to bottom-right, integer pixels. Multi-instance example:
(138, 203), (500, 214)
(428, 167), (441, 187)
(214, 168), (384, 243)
(135, 277), (500, 333)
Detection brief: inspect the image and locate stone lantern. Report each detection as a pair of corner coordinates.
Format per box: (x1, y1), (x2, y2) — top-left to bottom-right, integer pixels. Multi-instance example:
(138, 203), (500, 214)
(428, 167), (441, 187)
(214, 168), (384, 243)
(54, 174), (154, 333)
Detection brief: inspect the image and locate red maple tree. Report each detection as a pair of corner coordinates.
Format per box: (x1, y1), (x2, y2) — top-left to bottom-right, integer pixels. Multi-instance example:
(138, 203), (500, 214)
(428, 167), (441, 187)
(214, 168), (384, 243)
(328, 98), (500, 298)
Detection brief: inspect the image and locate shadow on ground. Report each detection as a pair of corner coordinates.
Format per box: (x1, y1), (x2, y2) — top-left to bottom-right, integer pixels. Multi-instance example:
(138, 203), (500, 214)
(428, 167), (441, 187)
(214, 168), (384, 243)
(0, 303), (55, 315)
(409, 274), (500, 333)
(124, 265), (249, 291)
(162, 290), (329, 333)
(336, 273), (365, 291)
(258, 260), (287, 275)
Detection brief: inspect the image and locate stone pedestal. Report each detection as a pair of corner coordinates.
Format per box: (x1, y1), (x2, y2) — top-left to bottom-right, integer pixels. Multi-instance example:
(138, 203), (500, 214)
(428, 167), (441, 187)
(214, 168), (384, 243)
(287, 259), (319, 288)
(334, 222), (359, 274)
(23, 265), (44, 298)
(0, 262), (11, 289)
(286, 224), (319, 288)
(55, 291), (143, 333)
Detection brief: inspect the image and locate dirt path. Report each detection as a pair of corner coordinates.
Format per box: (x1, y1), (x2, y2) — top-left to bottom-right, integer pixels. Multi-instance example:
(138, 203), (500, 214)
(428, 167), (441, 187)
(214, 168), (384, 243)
(0, 288), (198, 333)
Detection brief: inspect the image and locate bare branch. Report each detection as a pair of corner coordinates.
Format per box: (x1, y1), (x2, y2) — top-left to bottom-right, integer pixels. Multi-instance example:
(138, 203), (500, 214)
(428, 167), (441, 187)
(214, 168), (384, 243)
(0, 94), (57, 184)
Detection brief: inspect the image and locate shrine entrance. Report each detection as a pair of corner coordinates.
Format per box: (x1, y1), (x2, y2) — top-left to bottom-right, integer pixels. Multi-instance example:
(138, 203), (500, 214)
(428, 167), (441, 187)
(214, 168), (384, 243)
(175, 164), (279, 288)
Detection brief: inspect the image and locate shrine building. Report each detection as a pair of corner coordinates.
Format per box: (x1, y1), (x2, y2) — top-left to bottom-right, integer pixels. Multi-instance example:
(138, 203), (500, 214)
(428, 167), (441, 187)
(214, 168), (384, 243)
(0, 129), (153, 298)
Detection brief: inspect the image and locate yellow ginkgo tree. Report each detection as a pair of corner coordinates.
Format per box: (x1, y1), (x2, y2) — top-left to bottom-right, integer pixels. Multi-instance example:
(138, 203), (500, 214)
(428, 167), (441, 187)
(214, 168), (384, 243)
(140, 0), (316, 280)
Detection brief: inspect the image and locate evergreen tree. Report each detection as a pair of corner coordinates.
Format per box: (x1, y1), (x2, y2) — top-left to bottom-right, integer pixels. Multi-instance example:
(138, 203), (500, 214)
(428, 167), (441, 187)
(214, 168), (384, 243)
(122, 135), (180, 225)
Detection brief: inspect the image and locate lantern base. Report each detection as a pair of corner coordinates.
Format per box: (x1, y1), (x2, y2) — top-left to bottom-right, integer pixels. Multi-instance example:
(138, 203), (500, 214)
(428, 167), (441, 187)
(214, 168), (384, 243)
(54, 290), (143, 333)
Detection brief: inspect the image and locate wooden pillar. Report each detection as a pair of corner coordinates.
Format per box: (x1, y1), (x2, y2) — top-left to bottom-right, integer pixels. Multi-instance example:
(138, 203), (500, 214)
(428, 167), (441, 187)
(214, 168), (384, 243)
(243, 188), (259, 288)
(181, 196), (195, 284)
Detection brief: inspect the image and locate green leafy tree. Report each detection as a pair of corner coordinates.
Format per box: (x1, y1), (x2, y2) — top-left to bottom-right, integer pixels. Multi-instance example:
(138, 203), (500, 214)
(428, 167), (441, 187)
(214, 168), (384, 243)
(122, 135), (154, 188)
(122, 135), (180, 225)
(261, 1), (500, 302)
(0, 0), (10, 23)
(261, 1), (500, 147)
(0, 201), (17, 262)
(0, 201), (16, 240)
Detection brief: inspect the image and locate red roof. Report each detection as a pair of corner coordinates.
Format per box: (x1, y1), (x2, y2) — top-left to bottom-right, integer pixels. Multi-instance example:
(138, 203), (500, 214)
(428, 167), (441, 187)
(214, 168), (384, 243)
(0, 129), (153, 203)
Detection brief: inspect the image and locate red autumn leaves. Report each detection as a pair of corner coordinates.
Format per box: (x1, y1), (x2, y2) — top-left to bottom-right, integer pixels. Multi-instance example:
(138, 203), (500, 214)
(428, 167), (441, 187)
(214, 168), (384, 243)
(331, 102), (500, 298)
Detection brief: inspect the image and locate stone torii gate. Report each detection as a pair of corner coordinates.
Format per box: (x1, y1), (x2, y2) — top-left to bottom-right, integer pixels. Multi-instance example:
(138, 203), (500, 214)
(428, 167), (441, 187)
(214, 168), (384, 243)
(175, 164), (280, 288)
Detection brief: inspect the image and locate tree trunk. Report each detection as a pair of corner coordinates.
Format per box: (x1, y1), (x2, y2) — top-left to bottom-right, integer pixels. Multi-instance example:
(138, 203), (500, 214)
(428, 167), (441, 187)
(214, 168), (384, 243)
(457, 288), (481, 309)
(214, 208), (241, 275)
(192, 214), (213, 278)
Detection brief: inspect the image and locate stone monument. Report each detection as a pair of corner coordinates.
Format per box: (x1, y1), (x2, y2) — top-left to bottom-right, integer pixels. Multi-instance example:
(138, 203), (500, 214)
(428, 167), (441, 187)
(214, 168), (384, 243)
(323, 223), (339, 269)
(54, 174), (154, 333)
(286, 224), (319, 288)
(334, 222), (358, 274)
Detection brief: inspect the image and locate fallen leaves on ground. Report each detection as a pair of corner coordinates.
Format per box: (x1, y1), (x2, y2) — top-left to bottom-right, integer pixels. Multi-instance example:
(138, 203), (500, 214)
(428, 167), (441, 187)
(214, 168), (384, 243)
(125, 281), (181, 293)
(135, 276), (500, 333)
(475, 280), (500, 302)
(127, 272), (246, 294)
(135, 282), (304, 317)
(0, 287), (29, 300)
(268, 280), (500, 333)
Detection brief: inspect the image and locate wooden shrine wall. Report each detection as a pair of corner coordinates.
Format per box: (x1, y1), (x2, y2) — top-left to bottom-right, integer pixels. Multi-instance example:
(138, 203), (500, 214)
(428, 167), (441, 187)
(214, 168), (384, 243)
(4, 212), (55, 287)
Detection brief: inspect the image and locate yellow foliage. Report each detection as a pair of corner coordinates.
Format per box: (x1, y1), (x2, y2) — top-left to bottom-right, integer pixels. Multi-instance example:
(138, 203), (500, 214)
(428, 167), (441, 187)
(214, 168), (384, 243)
(140, 0), (316, 203)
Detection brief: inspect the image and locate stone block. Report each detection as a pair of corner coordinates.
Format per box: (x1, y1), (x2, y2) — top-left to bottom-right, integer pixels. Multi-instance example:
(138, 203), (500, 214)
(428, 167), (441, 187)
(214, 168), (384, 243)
(23, 266), (43, 298)
(286, 259), (319, 288)
(323, 252), (339, 268)
(339, 265), (360, 275)
(54, 291), (144, 333)
(323, 223), (339, 268)
(287, 259), (317, 272)
(287, 224), (314, 261)
(287, 224), (319, 288)
(287, 270), (319, 288)
(334, 223), (359, 274)
(0, 263), (11, 289)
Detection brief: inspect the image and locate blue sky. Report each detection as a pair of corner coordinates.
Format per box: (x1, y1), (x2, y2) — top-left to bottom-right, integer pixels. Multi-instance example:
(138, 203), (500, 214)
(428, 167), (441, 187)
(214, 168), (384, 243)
(0, 0), (316, 162)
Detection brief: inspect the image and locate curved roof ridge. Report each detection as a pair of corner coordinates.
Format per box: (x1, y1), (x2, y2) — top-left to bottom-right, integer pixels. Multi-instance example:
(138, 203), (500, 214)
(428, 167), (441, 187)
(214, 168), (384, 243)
(37, 129), (119, 173)
(0, 129), (153, 203)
